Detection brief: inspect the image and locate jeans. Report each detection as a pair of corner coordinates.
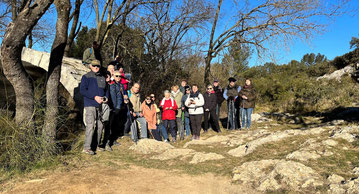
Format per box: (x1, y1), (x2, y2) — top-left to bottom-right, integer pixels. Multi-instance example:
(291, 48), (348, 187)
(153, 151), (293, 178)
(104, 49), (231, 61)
(227, 100), (238, 130)
(176, 117), (184, 139)
(158, 123), (169, 140)
(135, 112), (147, 138)
(240, 108), (253, 129)
(163, 119), (177, 140)
(184, 116), (191, 136)
(83, 107), (103, 151)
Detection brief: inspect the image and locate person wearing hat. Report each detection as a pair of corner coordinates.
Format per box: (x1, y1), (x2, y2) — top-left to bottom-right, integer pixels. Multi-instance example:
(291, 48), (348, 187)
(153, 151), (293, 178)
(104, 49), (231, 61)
(223, 77), (241, 130)
(80, 59), (109, 155)
(213, 79), (225, 117)
(181, 85), (191, 138)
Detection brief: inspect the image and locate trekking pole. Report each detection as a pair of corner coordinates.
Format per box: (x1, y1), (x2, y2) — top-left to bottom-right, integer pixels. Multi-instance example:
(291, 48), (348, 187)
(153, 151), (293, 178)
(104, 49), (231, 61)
(232, 100), (235, 129)
(227, 100), (230, 130)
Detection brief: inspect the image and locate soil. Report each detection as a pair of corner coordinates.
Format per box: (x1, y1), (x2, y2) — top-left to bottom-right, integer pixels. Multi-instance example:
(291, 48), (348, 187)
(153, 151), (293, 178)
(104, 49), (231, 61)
(2, 163), (256, 194)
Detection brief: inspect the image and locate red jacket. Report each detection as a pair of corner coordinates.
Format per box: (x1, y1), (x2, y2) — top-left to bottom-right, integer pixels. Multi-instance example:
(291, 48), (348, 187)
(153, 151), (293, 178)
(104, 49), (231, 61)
(160, 97), (177, 120)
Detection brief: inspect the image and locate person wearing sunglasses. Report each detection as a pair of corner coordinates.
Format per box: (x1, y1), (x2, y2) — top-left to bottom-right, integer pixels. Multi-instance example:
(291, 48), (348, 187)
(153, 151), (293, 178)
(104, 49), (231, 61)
(141, 96), (162, 141)
(181, 86), (191, 137)
(203, 84), (221, 133)
(80, 59), (109, 155)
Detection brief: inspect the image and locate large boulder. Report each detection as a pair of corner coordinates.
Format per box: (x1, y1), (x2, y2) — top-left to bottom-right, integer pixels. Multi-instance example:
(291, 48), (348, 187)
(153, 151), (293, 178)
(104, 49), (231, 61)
(129, 139), (174, 154)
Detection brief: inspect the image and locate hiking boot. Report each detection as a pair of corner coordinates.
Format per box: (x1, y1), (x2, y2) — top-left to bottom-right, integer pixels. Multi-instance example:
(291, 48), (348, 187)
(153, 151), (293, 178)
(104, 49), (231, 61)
(106, 145), (113, 152)
(97, 147), (106, 152)
(164, 139), (170, 143)
(82, 149), (95, 155)
(113, 141), (121, 146)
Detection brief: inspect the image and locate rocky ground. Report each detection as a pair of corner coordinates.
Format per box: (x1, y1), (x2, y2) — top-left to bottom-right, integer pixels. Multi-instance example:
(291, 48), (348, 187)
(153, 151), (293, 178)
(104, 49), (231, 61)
(1, 112), (359, 193)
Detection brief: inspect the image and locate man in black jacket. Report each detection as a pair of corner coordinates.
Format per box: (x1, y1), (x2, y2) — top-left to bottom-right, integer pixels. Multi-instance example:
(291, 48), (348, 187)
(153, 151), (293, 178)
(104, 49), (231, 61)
(213, 79), (225, 117)
(203, 84), (221, 133)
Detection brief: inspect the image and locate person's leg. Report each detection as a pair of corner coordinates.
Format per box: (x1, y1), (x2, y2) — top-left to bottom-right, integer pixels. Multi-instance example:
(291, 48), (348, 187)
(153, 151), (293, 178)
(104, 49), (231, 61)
(159, 123), (169, 141)
(247, 108), (253, 129)
(96, 108), (104, 149)
(176, 117), (184, 140)
(101, 111), (114, 147)
(136, 115), (147, 139)
(169, 120), (177, 141)
(203, 111), (209, 132)
(84, 107), (96, 151)
(210, 109), (221, 132)
(152, 128), (162, 141)
(189, 115), (196, 138)
(228, 101), (234, 130)
(240, 108), (245, 129)
(195, 114), (202, 138)
(185, 116), (190, 136)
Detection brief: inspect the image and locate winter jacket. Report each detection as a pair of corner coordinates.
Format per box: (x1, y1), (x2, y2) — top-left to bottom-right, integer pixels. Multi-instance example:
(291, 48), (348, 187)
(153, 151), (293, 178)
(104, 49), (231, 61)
(181, 93), (190, 117)
(238, 85), (256, 108)
(129, 90), (142, 113)
(82, 47), (102, 65)
(109, 82), (128, 110)
(171, 90), (183, 117)
(213, 85), (225, 104)
(185, 92), (204, 115)
(223, 85), (241, 101)
(203, 91), (217, 111)
(80, 71), (109, 107)
(160, 97), (178, 120)
(141, 102), (157, 130)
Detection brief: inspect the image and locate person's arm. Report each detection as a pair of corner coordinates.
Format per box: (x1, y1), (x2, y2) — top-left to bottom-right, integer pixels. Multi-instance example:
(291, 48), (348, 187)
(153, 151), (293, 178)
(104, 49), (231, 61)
(80, 75), (95, 99)
(247, 89), (256, 101)
(173, 99), (178, 110)
(223, 88), (228, 100)
(185, 95), (191, 107)
(196, 94), (205, 107)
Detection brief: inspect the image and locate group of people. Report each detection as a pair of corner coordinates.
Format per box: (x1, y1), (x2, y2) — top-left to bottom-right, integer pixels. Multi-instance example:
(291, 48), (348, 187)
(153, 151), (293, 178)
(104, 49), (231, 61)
(80, 58), (256, 155)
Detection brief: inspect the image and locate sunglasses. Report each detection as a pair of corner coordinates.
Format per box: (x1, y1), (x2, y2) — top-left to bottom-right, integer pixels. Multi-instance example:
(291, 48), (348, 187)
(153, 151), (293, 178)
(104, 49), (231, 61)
(150, 96), (155, 98)
(92, 65), (101, 68)
(114, 75), (121, 77)
(207, 88), (213, 90)
(146, 98), (151, 100)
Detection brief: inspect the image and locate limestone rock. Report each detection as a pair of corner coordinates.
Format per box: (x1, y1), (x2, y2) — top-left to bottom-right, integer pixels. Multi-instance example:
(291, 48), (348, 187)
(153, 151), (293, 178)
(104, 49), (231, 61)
(328, 184), (346, 194)
(251, 113), (262, 122)
(327, 174), (345, 184)
(232, 160), (323, 192)
(322, 139), (338, 147)
(353, 167), (359, 175)
(129, 139), (174, 154)
(183, 135), (230, 148)
(317, 65), (353, 82)
(286, 150), (321, 161)
(151, 149), (195, 160)
(189, 152), (225, 164)
(331, 126), (358, 143)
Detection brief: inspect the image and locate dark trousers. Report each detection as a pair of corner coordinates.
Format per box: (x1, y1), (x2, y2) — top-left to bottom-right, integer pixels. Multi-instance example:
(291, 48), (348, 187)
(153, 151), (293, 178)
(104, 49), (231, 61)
(190, 114), (203, 136)
(163, 119), (177, 140)
(204, 109), (221, 132)
(102, 109), (126, 147)
(150, 128), (162, 141)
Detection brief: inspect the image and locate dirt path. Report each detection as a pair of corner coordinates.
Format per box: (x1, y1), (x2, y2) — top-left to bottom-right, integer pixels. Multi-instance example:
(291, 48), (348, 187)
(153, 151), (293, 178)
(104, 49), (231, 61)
(2, 164), (256, 194)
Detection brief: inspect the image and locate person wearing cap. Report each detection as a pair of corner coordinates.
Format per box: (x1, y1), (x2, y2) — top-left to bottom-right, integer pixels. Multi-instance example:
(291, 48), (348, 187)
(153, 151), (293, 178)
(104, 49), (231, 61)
(160, 90), (178, 143)
(80, 59), (109, 155)
(83, 41), (102, 65)
(203, 84), (221, 133)
(99, 71), (128, 151)
(171, 85), (184, 140)
(181, 85), (191, 137)
(213, 79), (225, 117)
(223, 77), (241, 130)
(185, 84), (204, 140)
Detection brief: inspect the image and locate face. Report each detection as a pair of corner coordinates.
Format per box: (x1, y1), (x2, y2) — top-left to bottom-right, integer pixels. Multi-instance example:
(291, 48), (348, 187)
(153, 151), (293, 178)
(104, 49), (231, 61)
(107, 65), (115, 75)
(172, 87), (178, 93)
(207, 86), (213, 92)
(93, 43), (99, 49)
(114, 74), (121, 82)
(150, 94), (155, 101)
(229, 81), (235, 87)
(119, 67), (124, 73)
(186, 88), (190, 94)
(164, 92), (170, 98)
(213, 82), (219, 87)
(192, 85), (198, 93)
(181, 81), (186, 87)
(132, 83), (140, 93)
(90, 64), (100, 73)
(116, 56), (120, 62)
(145, 97), (152, 104)
(246, 79), (251, 86)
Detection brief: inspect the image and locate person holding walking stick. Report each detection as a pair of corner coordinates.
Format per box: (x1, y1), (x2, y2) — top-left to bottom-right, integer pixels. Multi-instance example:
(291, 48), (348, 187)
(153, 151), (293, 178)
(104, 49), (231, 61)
(223, 77), (241, 130)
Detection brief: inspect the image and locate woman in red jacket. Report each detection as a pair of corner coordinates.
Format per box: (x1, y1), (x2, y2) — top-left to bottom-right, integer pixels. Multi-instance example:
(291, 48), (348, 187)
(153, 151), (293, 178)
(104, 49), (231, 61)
(160, 90), (178, 143)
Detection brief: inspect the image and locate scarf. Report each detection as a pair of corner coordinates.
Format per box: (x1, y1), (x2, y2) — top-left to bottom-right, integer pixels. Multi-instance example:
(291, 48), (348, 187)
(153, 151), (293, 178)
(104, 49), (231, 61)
(160, 97), (175, 107)
(190, 90), (199, 98)
(171, 90), (180, 97)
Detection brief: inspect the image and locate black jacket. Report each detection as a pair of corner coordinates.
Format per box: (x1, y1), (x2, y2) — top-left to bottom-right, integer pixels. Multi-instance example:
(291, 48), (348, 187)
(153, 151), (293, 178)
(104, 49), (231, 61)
(203, 92), (217, 111)
(213, 85), (224, 104)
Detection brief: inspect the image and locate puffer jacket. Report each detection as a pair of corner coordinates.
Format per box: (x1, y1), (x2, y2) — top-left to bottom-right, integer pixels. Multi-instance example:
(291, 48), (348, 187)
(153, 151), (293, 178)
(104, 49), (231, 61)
(238, 85), (256, 108)
(185, 91), (204, 115)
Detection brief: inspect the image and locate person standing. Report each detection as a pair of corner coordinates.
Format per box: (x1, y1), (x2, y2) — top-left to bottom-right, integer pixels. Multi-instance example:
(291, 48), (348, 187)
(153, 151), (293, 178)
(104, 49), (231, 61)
(150, 94), (170, 142)
(185, 84), (204, 140)
(171, 85), (184, 140)
(142, 96), (162, 141)
(179, 79), (189, 94)
(128, 83), (147, 139)
(203, 84), (221, 133)
(181, 86), (191, 137)
(223, 77), (241, 130)
(80, 60), (109, 155)
(82, 41), (102, 65)
(238, 79), (256, 129)
(100, 71), (128, 151)
(160, 90), (178, 143)
(213, 79), (225, 117)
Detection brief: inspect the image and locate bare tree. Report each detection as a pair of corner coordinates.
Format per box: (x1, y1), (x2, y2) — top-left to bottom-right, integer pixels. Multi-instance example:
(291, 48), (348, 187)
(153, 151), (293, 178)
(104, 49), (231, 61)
(0, 0), (54, 124)
(64, 0), (84, 57)
(43, 0), (71, 142)
(204, 0), (348, 84)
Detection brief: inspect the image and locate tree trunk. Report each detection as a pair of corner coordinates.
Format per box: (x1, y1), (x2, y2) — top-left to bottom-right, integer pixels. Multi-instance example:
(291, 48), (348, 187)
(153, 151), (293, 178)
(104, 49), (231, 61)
(204, 0), (222, 85)
(43, 0), (71, 142)
(28, 32), (33, 48)
(0, 0), (54, 124)
(64, 0), (82, 57)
